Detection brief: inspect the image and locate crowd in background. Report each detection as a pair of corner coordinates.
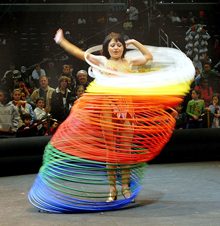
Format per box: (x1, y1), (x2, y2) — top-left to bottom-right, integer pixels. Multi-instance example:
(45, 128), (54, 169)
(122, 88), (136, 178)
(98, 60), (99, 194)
(0, 61), (93, 137)
(0, 3), (220, 138)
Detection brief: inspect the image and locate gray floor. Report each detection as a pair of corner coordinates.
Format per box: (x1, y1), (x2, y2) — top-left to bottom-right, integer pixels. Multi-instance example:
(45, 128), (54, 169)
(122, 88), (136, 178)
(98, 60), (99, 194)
(0, 161), (220, 226)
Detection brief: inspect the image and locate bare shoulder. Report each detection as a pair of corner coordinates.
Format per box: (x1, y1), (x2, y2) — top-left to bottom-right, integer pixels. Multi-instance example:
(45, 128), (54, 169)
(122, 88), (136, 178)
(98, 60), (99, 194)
(88, 55), (107, 67)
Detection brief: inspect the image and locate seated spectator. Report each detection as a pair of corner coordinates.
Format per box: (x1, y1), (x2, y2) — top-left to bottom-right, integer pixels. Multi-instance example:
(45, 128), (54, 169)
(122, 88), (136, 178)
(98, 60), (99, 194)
(3, 63), (21, 81)
(60, 64), (75, 86)
(17, 114), (37, 137)
(11, 88), (30, 128)
(187, 12), (197, 26)
(127, 4), (138, 22)
(0, 90), (19, 135)
(31, 64), (46, 87)
(206, 94), (220, 128)
(198, 11), (206, 25)
(42, 121), (59, 136)
(30, 76), (55, 112)
(20, 91), (35, 125)
(172, 12), (181, 24)
(172, 104), (187, 129)
(202, 63), (220, 93)
(51, 76), (72, 122)
(186, 89), (205, 129)
(75, 85), (85, 99)
(34, 97), (48, 134)
(29, 80), (37, 95)
(17, 81), (31, 101)
(194, 67), (202, 86)
(195, 78), (213, 107)
(76, 70), (90, 89)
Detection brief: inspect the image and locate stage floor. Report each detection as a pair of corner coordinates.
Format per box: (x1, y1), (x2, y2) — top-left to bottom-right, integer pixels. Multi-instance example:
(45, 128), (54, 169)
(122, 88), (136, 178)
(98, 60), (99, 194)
(0, 161), (220, 226)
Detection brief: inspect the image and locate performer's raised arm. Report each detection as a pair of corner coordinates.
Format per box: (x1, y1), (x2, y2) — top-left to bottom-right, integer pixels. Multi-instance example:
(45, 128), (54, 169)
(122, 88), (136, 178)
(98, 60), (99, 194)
(54, 29), (101, 66)
(125, 39), (153, 66)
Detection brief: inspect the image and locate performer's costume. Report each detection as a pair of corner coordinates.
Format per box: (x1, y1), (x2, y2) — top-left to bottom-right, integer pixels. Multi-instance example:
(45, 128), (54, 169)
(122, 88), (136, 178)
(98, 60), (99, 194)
(29, 45), (195, 213)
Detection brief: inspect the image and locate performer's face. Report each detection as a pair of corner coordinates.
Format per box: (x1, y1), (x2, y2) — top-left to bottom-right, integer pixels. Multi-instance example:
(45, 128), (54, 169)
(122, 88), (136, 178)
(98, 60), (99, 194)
(108, 39), (124, 59)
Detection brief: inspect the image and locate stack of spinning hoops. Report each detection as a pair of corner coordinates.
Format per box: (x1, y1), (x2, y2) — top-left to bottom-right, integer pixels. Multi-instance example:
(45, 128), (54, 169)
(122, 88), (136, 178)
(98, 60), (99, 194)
(28, 46), (195, 213)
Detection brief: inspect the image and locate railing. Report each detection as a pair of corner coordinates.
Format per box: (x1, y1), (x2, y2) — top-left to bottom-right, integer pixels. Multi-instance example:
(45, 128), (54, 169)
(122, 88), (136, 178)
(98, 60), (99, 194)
(171, 41), (180, 50)
(159, 29), (169, 47)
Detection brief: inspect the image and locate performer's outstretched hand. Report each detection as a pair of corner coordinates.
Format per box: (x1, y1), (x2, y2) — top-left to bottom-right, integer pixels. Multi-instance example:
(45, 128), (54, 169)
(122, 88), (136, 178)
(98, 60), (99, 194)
(54, 28), (64, 44)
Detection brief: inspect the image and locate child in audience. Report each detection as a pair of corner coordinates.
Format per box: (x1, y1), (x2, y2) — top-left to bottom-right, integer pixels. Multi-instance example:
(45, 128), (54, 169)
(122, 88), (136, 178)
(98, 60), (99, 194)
(206, 94), (220, 128)
(34, 97), (48, 122)
(17, 114), (37, 137)
(11, 88), (30, 127)
(186, 89), (205, 129)
(0, 90), (19, 134)
(75, 85), (85, 99)
(173, 104), (187, 129)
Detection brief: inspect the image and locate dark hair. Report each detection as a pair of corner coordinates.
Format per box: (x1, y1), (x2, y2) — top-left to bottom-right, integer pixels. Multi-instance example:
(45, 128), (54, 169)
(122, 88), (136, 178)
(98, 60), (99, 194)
(102, 32), (127, 59)
(36, 97), (45, 104)
(201, 77), (208, 83)
(22, 114), (32, 121)
(193, 89), (202, 98)
(212, 93), (220, 104)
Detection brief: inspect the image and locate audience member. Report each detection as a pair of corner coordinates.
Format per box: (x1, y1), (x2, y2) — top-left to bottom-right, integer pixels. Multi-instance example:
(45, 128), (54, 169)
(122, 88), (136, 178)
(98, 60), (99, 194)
(11, 88), (30, 127)
(20, 91), (35, 125)
(29, 80), (37, 95)
(206, 94), (220, 128)
(0, 90), (19, 134)
(187, 12), (197, 26)
(30, 76), (55, 112)
(60, 64), (75, 88)
(3, 63), (21, 81)
(127, 4), (139, 28)
(75, 85), (85, 99)
(201, 63), (220, 93)
(31, 64), (46, 86)
(34, 97), (48, 122)
(195, 77), (213, 107)
(17, 81), (31, 101)
(76, 70), (90, 89)
(186, 89), (205, 129)
(17, 114), (37, 137)
(198, 10), (206, 25)
(51, 76), (72, 122)
(173, 104), (187, 129)
(42, 121), (59, 136)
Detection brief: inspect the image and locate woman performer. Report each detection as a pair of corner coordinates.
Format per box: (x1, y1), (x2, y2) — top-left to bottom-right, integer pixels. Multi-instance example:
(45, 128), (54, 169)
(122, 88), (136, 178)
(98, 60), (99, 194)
(54, 29), (153, 202)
